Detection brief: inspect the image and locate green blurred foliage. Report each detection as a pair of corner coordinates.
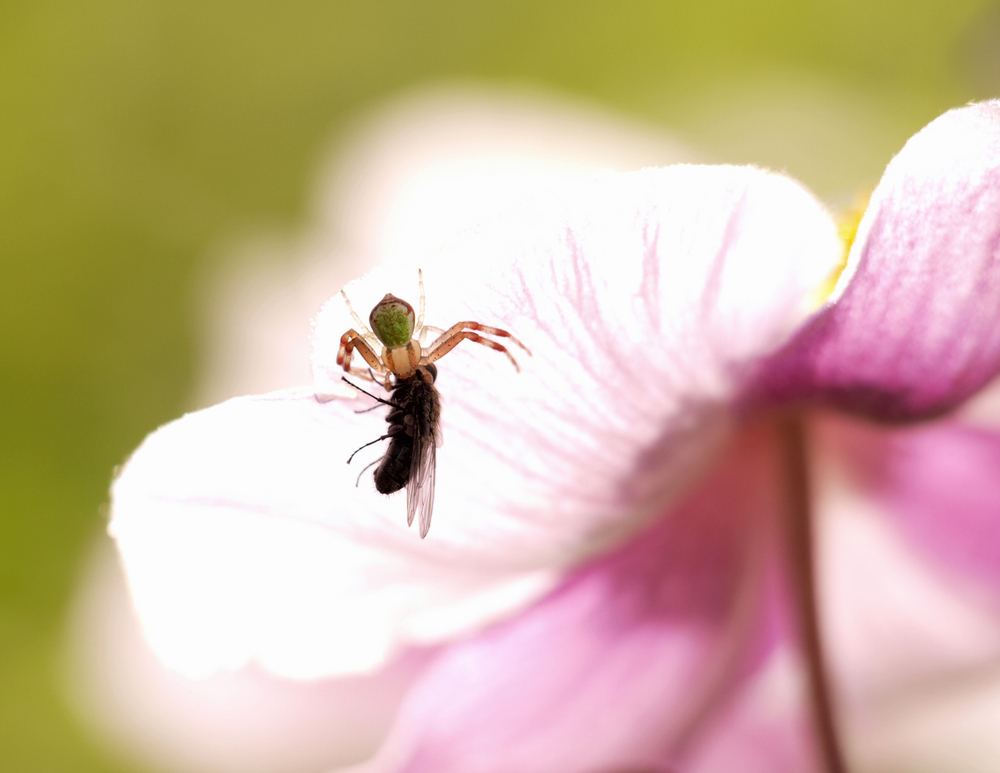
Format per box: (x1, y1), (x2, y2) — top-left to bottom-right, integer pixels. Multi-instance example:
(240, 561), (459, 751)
(0, 0), (995, 769)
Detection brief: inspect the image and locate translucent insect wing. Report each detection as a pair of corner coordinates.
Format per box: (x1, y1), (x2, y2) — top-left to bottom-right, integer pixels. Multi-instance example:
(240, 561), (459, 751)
(416, 440), (436, 538)
(406, 424), (437, 538)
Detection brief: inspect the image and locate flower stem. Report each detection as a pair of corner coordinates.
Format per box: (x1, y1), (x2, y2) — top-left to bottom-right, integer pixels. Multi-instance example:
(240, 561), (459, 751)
(777, 416), (847, 773)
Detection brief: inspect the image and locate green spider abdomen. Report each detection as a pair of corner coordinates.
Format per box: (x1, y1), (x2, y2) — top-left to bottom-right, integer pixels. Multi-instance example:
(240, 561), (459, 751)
(369, 293), (415, 348)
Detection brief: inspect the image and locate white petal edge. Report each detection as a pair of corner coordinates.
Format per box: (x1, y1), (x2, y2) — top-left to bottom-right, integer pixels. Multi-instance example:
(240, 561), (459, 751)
(66, 542), (436, 773)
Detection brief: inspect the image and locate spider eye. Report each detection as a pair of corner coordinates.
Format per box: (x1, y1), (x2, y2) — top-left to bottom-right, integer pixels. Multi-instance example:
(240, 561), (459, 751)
(369, 294), (415, 348)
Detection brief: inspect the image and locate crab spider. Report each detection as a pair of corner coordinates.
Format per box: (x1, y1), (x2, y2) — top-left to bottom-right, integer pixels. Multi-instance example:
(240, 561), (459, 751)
(336, 270), (531, 386)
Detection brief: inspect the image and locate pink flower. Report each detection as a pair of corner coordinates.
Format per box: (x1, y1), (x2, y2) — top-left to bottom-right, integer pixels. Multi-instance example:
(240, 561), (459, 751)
(106, 101), (1000, 772)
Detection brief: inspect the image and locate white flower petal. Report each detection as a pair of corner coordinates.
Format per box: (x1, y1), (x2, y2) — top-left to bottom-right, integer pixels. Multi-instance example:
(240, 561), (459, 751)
(112, 165), (842, 680)
(112, 389), (556, 679)
(315, 165), (841, 552)
(67, 543), (435, 773)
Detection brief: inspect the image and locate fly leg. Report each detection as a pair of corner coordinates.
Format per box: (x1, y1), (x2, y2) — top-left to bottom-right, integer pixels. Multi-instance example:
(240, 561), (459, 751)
(346, 422), (405, 464)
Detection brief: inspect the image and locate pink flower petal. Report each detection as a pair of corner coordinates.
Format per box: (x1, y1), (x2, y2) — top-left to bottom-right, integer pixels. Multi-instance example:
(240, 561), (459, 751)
(752, 101), (1000, 420)
(819, 416), (1000, 607)
(111, 166), (842, 682)
(355, 427), (791, 773)
(809, 413), (1000, 767)
(684, 648), (821, 773)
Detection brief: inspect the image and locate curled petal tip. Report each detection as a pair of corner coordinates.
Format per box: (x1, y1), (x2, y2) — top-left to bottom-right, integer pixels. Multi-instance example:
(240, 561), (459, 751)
(749, 101), (1000, 421)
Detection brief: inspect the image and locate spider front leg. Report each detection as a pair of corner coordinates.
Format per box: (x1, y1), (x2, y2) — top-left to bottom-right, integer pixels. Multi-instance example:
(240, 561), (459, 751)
(422, 321), (532, 372)
(337, 328), (387, 377)
(341, 288), (382, 351)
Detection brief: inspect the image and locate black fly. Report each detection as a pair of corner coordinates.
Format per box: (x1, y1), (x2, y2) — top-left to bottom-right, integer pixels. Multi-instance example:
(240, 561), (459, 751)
(344, 364), (440, 538)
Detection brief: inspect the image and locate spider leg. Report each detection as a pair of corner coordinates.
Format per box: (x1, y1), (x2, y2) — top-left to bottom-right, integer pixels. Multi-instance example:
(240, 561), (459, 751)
(417, 324), (446, 346)
(337, 329), (386, 374)
(350, 365), (394, 386)
(341, 289), (382, 349)
(342, 288), (370, 332)
(427, 321), (531, 356)
(339, 365), (378, 384)
(415, 269), (426, 332)
(422, 321), (532, 371)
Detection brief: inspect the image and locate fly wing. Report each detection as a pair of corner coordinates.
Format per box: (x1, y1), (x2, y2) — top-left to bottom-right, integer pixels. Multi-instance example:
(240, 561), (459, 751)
(416, 436), (436, 538)
(406, 422), (437, 538)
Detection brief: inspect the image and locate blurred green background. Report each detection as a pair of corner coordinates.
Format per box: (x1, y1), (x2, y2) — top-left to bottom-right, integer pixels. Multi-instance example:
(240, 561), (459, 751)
(1, 1), (997, 770)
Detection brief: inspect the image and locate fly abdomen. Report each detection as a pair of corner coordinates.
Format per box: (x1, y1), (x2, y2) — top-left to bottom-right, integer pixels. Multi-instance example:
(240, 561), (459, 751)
(374, 435), (411, 494)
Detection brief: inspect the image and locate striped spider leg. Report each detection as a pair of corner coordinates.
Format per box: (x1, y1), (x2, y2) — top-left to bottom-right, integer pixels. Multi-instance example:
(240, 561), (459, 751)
(420, 320), (532, 372)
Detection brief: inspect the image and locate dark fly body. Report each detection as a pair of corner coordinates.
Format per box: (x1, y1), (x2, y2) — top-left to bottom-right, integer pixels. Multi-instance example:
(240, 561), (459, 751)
(345, 364), (440, 537)
(374, 364), (440, 495)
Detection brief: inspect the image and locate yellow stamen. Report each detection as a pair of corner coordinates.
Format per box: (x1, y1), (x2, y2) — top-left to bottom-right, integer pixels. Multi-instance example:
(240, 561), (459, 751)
(808, 189), (872, 309)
